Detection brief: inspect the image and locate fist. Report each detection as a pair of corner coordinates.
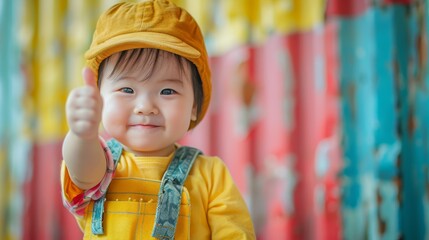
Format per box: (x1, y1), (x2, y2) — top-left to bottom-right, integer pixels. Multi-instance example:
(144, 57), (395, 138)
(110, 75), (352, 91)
(66, 67), (103, 139)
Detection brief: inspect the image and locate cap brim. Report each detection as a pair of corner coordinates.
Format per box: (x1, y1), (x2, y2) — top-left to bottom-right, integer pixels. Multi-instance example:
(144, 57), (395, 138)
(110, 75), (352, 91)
(85, 31), (201, 60)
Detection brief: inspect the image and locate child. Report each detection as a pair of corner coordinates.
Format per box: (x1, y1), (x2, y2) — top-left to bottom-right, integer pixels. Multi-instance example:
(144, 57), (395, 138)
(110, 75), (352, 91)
(61, 0), (255, 239)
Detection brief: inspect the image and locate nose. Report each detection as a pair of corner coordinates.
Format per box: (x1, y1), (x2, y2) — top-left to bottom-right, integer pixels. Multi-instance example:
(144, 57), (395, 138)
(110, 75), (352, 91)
(133, 98), (159, 115)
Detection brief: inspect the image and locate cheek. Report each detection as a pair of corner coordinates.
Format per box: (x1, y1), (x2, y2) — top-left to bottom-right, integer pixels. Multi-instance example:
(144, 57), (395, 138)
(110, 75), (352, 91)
(165, 100), (194, 126)
(101, 98), (129, 129)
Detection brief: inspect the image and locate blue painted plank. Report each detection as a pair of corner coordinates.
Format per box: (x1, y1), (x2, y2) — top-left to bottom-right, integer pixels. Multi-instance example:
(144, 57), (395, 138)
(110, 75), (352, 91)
(338, 8), (379, 240)
(423, 1), (429, 235)
(373, 6), (400, 240)
(392, 4), (426, 240)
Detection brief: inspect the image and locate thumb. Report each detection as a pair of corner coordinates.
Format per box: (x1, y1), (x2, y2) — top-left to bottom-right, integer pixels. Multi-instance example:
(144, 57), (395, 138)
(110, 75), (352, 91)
(82, 67), (98, 88)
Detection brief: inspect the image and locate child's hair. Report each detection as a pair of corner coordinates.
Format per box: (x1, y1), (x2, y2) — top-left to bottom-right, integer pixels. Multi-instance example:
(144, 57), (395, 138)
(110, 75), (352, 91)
(84, 0), (211, 129)
(98, 48), (204, 118)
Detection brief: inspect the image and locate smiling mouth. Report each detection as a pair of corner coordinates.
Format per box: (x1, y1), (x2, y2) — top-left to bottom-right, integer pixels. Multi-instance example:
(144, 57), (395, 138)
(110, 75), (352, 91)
(130, 124), (159, 128)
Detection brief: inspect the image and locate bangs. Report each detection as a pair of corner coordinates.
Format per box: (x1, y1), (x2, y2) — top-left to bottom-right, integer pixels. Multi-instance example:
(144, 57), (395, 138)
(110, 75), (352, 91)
(98, 48), (190, 85)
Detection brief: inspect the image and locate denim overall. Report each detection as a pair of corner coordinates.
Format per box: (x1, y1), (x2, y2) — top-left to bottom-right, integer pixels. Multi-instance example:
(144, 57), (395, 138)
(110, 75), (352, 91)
(84, 139), (201, 239)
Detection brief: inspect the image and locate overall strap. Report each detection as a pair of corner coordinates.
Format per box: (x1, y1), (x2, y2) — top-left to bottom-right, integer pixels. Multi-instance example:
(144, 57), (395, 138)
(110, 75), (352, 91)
(152, 146), (201, 239)
(92, 139), (123, 235)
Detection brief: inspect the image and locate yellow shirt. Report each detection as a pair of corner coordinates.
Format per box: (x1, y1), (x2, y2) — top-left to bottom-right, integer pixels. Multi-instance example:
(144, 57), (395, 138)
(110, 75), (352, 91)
(62, 150), (256, 239)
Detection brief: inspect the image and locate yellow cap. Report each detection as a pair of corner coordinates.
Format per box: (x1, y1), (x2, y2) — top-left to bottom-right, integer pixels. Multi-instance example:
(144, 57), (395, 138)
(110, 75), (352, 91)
(85, 0), (211, 128)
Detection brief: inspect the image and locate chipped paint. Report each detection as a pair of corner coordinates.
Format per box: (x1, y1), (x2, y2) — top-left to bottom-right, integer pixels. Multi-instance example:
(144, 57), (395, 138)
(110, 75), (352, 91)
(336, 2), (429, 239)
(338, 2), (429, 239)
(393, 3), (428, 239)
(264, 154), (298, 216)
(314, 139), (333, 213)
(373, 4), (401, 240)
(277, 46), (296, 131)
(378, 181), (400, 240)
(338, 7), (380, 239)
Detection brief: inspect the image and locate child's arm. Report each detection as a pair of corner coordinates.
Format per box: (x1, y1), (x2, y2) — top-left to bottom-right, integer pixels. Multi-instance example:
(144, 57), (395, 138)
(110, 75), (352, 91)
(62, 67), (106, 190)
(207, 159), (256, 239)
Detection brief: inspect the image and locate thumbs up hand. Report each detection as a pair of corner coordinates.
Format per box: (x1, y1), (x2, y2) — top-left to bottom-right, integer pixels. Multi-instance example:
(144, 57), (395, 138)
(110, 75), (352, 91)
(66, 67), (103, 139)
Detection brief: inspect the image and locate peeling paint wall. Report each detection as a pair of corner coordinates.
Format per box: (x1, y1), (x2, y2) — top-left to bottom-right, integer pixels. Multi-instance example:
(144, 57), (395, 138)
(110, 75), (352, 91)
(333, 1), (429, 239)
(337, 8), (379, 239)
(394, 3), (428, 239)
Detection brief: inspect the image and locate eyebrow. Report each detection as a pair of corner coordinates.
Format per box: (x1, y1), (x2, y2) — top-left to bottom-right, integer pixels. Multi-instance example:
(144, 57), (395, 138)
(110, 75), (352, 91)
(108, 75), (137, 82)
(109, 76), (185, 87)
(160, 78), (184, 86)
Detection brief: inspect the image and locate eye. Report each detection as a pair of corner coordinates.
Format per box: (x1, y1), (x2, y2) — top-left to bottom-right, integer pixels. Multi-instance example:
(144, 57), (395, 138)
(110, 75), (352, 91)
(120, 87), (134, 94)
(160, 89), (177, 95)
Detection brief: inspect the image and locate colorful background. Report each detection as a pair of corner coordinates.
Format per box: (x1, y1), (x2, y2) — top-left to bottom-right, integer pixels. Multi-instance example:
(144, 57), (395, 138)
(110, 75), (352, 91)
(1, 0), (429, 239)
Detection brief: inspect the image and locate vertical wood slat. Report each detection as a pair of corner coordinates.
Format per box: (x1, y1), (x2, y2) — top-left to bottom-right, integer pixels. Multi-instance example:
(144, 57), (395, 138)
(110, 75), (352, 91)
(337, 8), (379, 240)
(393, 4), (428, 239)
(373, 5), (400, 240)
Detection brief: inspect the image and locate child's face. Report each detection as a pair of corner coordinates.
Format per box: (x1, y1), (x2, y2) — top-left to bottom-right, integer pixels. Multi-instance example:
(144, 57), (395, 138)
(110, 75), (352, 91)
(99, 51), (197, 156)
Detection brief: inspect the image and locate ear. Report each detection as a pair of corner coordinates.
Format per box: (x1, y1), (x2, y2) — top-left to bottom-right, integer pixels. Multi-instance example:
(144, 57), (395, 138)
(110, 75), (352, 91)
(191, 105), (197, 121)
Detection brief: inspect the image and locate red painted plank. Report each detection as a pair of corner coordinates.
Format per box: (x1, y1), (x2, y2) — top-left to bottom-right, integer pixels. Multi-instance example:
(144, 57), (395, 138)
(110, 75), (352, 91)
(252, 21), (342, 239)
(207, 46), (255, 200)
(23, 141), (82, 240)
(383, 0), (413, 4)
(327, 0), (370, 17)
